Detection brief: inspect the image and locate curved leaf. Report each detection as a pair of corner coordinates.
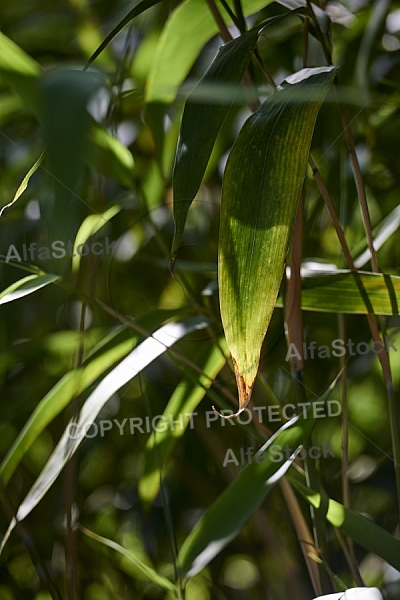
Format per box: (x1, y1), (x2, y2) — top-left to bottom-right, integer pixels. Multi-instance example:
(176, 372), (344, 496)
(0, 274), (59, 305)
(0, 316), (211, 554)
(139, 338), (228, 504)
(80, 526), (178, 596)
(290, 477), (400, 572)
(177, 405), (317, 579)
(0, 332), (135, 486)
(219, 67), (336, 415)
(171, 28), (260, 261)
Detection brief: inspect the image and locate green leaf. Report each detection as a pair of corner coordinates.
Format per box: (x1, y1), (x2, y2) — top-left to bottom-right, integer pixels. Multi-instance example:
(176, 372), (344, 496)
(139, 338), (228, 504)
(0, 316), (211, 553)
(80, 526), (178, 596)
(290, 478), (400, 572)
(72, 205), (121, 273)
(0, 332), (136, 486)
(279, 270), (400, 315)
(0, 32), (134, 188)
(219, 67), (336, 415)
(84, 0), (164, 69)
(0, 151), (44, 217)
(0, 274), (59, 305)
(177, 404), (317, 579)
(171, 28), (260, 261)
(146, 0), (275, 104)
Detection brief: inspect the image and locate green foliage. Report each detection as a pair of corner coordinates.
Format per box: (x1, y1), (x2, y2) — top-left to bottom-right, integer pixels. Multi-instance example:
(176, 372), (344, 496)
(0, 1), (400, 599)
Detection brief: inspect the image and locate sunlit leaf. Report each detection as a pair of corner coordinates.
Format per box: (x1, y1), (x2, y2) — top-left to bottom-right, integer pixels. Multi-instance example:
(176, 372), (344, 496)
(219, 67), (336, 414)
(146, 0), (276, 103)
(0, 316), (211, 553)
(177, 405), (317, 579)
(290, 478), (400, 572)
(0, 151), (44, 217)
(72, 205), (121, 272)
(0, 274), (59, 305)
(280, 270), (400, 315)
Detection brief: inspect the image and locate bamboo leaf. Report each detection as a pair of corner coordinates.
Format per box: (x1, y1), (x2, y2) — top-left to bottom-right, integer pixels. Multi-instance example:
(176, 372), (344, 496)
(177, 405), (317, 579)
(146, 0), (276, 104)
(80, 526), (178, 596)
(290, 478), (400, 572)
(0, 316), (211, 553)
(280, 270), (400, 315)
(0, 32), (134, 187)
(219, 67), (336, 415)
(84, 0), (164, 70)
(171, 28), (260, 261)
(0, 151), (44, 217)
(139, 338), (228, 504)
(0, 274), (59, 305)
(72, 205), (121, 273)
(0, 332), (136, 486)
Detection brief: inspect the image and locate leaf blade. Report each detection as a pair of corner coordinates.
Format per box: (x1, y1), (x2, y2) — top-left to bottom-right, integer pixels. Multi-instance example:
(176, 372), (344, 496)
(219, 67), (336, 413)
(290, 478), (400, 572)
(172, 28), (260, 260)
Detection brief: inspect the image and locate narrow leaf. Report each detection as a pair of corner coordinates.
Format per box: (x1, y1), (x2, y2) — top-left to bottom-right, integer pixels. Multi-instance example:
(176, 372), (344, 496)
(177, 406), (317, 579)
(72, 205), (121, 272)
(146, 0), (275, 104)
(172, 28), (260, 261)
(0, 274), (59, 305)
(280, 270), (400, 315)
(84, 0), (163, 70)
(0, 151), (44, 217)
(80, 526), (178, 595)
(139, 339), (228, 504)
(0, 316), (211, 553)
(0, 333), (135, 486)
(219, 67), (336, 415)
(290, 478), (400, 572)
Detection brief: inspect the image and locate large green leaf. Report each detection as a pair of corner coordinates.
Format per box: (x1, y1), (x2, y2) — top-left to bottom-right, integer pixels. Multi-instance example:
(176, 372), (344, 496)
(146, 0), (275, 103)
(171, 28), (260, 261)
(139, 338), (228, 504)
(219, 67), (336, 415)
(0, 316), (211, 553)
(177, 404), (317, 579)
(290, 478), (400, 572)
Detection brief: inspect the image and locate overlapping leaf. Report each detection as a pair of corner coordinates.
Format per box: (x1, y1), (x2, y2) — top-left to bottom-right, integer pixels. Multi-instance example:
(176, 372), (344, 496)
(139, 338), (228, 504)
(0, 316), (211, 553)
(219, 67), (336, 415)
(177, 405), (317, 579)
(290, 478), (400, 571)
(171, 28), (260, 261)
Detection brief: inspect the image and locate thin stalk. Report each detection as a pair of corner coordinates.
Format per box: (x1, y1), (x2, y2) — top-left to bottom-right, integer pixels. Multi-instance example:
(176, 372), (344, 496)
(338, 314), (363, 585)
(309, 154), (400, 517)
(280, 478), (323, 597)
